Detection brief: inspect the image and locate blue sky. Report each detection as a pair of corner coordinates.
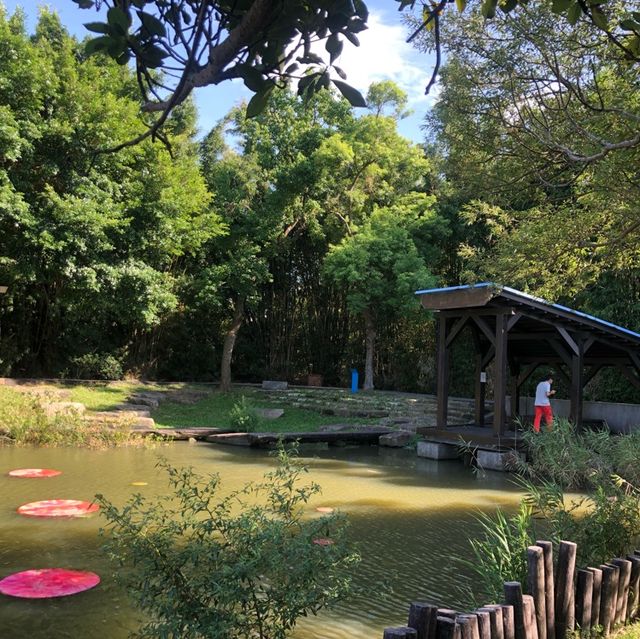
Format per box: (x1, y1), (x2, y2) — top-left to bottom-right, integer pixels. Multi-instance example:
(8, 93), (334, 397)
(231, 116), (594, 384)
(2, 0), (437, 143)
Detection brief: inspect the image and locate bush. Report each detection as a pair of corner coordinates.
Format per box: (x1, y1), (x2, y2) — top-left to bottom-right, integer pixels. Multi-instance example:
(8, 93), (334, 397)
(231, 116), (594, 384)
(97, 448), (359, 639)
(229, 396), (260, 432)
(459, 503), (535, 605)
(460, 476), (640, 606)
(0, 386), (145, 448)
(518, 418), (640, 489)
(69, 353), (124, 380)
(524, 476), (640, 568)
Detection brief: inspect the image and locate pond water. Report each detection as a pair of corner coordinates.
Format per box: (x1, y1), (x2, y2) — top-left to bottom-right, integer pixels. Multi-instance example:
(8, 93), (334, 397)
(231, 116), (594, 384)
(0, 443), (522, 639)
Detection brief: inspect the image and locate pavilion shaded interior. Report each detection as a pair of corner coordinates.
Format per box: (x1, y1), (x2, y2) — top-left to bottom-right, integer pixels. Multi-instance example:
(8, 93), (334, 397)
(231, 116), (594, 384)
(416, 283), (640, 435)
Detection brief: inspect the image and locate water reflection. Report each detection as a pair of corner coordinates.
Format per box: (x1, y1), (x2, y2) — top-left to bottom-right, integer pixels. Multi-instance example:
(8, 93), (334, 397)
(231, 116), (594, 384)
(0, 444), (522, 639)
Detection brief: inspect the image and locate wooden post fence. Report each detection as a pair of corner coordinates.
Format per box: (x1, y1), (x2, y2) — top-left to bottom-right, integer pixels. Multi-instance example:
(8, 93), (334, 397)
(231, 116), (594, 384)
(384, 538), (640, 639)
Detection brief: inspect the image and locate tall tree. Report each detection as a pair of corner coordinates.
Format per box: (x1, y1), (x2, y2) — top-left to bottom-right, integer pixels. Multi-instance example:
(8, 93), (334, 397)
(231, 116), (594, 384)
(0, 8), (219, 376)
(324, 204), (436, 390)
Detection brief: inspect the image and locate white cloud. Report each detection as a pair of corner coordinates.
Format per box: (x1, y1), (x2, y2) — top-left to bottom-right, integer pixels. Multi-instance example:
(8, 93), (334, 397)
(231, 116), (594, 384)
(320, 10), (439, 110)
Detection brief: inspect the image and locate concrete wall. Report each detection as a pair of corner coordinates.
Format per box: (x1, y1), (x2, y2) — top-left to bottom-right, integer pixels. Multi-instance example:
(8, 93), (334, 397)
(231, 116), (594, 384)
(514, 396), (640, 433)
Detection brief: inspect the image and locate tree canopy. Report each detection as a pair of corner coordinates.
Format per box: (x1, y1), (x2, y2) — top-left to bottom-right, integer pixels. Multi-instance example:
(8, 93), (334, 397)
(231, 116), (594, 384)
(73, 0), (640, 145)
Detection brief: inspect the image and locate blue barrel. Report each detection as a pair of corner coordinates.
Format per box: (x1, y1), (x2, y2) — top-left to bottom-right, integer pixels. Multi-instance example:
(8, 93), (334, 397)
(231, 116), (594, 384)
(350, 369), (359, 393)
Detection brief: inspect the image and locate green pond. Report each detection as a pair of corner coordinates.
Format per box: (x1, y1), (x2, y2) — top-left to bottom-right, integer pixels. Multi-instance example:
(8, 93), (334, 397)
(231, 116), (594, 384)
(0, 443), (522, 639)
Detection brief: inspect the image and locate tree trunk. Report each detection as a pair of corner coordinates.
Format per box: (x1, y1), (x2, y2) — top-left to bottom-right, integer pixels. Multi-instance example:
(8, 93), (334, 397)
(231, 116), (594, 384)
(220, 297), (245, 393)
(363, 308), (376, 391)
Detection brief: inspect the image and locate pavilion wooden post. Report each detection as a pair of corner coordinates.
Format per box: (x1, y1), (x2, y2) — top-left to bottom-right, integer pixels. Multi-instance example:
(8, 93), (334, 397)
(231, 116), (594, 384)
(470, 325), (486, 427)
(509, 360), (521, 424)
(436, 314), (450, 429)
(475, 351), (486, 426)
(569, 340), (585, 427)
(494, 312), (508, 435)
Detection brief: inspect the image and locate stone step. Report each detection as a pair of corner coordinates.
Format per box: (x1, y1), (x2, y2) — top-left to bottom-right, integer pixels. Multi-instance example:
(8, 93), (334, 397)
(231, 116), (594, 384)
(91, 409), (151, 419)
(127, 395), (160, 409)
(113, 403), (154, 413)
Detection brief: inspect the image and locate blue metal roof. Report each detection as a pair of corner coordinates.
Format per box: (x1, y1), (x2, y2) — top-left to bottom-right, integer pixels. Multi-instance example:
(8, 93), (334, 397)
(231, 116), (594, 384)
(415, 282), (640, 342)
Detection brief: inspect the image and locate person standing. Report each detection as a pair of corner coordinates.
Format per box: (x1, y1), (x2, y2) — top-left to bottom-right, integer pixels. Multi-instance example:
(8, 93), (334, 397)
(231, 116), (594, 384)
(533, 374), (556, 432)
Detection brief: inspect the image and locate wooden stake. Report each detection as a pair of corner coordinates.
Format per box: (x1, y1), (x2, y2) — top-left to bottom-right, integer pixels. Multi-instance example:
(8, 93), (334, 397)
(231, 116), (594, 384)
(504, 582), (526, 639)
(522, 595), (539, 639)
(627, 556), (640, 620)
(536, 540), (555, 639)
(611, 558), (632, 623)
(385, 629), (418, 639)
(527, 546), (547, 639)
(575, 569), (593, 636)
(587, 567), (602, 629)
(501, 605), (515, 639)
(600, 564), (617, 635)
(408, 603), (439, 639)
(479, 606), (504, 639)
(555, 541), (577, 639)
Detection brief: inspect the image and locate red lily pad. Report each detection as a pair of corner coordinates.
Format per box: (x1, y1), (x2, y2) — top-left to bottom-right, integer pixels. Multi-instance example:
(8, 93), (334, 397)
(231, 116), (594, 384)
(312, 537), (335, 546)
(315, 507), (334, 514)
(0, 568), (100, 599)
(17, 499), (99, 518)
(8, 468), (62, 478)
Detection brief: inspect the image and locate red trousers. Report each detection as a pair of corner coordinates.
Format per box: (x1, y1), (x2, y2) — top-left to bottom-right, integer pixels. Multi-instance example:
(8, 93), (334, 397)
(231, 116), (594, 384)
(533, 405), (553, 432)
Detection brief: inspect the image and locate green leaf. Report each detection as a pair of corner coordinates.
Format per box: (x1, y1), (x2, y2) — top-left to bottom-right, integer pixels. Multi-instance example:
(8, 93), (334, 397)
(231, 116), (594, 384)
(552, 0), (573, 14)
(84, 21), (110, 34)
(107, 6), (130, 36)
(333, 65), (347, 80)
(455, 0), (467, 12)
(481, 0), (499, 19)
(137, 11), (167, 38)
(297, 73), (318, 97)
(237, 65), (266, 92)
(567, 3), (582, 24)
(141, 43), (167, 68)
(591, 6), (608, 30)
(343, 31), (360, 47)
(299, 52), (324, 65)
(84, 35), (112, 55)
(115, 51), (131, 65)
(246, 85), (274, 119)
(325, 34), (343, 64)
(72, 0), (94, 8)
(620, 18), (640, 31)
(501, 0), (518, 13)
(354, 0), (369, 21)
(332, 80), (367, 107)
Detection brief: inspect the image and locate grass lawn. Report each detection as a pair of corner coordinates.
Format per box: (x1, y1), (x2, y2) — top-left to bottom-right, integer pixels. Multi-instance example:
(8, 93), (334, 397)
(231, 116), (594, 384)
(152, 389), (376, 432)
(616, 624), (640, 639)
(52, 383), (378, 432)
(65, 382), (173, 411)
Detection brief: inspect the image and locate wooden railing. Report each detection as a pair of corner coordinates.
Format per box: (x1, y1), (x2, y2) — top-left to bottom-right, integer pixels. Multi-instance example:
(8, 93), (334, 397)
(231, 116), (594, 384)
(383, 542), (640, 639)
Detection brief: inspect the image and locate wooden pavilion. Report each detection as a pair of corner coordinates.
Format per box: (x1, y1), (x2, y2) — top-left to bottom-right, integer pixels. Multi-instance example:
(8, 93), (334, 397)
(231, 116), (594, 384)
(416, 283), (640, 436)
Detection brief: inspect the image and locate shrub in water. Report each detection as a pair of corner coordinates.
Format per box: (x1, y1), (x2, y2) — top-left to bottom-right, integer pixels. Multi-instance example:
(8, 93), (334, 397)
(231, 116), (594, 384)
(97, 448), (359, 639)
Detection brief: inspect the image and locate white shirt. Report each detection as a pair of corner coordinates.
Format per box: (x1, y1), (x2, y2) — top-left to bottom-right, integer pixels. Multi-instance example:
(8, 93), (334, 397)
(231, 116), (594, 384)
(535, 381), (551, 406)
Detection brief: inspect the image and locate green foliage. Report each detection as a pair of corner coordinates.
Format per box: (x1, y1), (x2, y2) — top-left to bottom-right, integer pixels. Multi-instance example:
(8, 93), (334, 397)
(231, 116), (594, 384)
(0, 386), (143, 448)
(69, 353), (124, 380)
(77, 0), (369, 121)
(229, 396), (261, 432)
(460, 503), (535, 605)
(97, 449), (359, 639)
(0, 8), (220, 378)
(462, 421), (640, 604)
(518, 419), (640, 489)
(523, 476), (640, 568)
